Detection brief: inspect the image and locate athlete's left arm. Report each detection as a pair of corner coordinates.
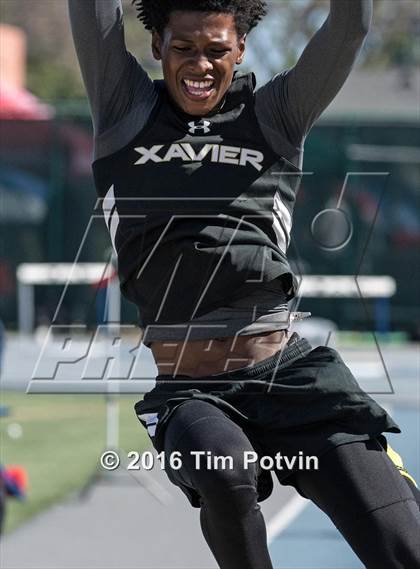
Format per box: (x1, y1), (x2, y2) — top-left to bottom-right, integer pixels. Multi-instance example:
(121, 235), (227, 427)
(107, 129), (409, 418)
(255, 0), (373, 149)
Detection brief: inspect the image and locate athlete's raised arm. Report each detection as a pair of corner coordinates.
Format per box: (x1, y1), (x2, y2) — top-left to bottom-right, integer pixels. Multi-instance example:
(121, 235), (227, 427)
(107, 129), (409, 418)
(68, 0), (156, 142)
(256, 0), (373, 150)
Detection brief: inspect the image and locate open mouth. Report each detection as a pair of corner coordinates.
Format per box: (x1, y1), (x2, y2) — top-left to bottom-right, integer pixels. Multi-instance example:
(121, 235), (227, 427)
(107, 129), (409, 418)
(182, 78), (216, 100)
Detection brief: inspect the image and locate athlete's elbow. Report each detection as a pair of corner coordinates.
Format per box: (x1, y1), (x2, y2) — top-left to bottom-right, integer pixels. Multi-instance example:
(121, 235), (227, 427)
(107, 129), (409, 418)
(331, 0), (372, 42)
(345, 28), (370, 52)
(345, 18), (371, 52)
(352, 20), (371, 42)
(351, 0), (373, 40)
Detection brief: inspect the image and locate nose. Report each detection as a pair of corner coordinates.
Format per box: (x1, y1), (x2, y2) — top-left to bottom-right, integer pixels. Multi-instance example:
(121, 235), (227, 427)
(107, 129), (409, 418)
(190, 53), (213, 74)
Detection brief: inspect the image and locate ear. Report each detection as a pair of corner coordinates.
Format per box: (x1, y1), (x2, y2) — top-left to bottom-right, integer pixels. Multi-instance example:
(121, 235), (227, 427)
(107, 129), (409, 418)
(151, 30), (162, 61)
(236, 34), (247, 65)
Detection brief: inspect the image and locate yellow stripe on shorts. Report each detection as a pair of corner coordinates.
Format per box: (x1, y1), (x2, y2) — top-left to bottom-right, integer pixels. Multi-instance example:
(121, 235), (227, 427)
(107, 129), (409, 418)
(386, 443), (419, 489)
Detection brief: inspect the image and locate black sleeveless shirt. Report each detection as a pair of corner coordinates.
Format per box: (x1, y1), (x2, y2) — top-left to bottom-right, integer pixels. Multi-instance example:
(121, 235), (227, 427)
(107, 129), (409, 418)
(92, 73), (301, 328)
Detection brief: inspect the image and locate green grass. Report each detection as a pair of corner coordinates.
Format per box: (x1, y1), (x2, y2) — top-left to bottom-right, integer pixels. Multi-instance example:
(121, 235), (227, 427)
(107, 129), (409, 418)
(337, 331), (409, 346)
(0, 391), (150, 534)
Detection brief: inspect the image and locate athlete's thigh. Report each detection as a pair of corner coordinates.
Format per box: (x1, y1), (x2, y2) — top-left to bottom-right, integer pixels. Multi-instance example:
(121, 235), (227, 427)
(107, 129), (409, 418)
(163, 400), (258, 489)
(284, 439), (420, 566)
(286, 438), (417, 514)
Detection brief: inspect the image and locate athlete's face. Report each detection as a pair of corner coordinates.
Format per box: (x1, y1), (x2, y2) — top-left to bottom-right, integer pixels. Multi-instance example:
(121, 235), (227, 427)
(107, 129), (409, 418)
(152, 11), (246, 116)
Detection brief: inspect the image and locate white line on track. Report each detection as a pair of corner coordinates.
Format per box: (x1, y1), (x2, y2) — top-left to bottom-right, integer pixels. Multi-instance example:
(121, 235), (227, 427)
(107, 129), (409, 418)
(266, 494), (309, 544)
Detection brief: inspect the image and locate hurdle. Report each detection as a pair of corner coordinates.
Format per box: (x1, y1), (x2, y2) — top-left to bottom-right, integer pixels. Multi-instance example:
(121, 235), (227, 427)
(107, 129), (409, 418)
(16, 262), (120, 334)
(16, 263), (396, 334)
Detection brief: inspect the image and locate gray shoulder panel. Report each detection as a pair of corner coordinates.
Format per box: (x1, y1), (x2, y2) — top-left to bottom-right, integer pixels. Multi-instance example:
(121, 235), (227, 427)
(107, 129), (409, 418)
(69, 0), (159, 159)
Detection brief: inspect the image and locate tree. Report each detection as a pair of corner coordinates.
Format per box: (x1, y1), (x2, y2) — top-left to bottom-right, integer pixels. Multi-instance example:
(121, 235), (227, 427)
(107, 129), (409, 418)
(246, 0), (420, 84)
(1, 0), (418, 102)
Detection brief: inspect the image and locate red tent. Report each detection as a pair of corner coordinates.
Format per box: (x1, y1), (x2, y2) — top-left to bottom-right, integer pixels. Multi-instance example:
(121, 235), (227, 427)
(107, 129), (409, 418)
(0, 82), (54, 120)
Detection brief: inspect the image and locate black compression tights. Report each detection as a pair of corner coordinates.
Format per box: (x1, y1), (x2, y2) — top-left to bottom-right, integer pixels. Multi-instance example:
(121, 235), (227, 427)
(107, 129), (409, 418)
(163, 400), (420, 569)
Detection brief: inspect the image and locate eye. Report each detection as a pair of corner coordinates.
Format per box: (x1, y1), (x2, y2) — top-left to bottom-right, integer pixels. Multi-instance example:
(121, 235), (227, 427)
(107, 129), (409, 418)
(173, 46), (191, 53)
(209, 48), (231, 56)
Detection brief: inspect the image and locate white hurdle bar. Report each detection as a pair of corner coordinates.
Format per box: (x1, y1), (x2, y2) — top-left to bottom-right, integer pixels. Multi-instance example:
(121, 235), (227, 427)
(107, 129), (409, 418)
(17, 263), (120, 334)
(16, 263), (396, 334)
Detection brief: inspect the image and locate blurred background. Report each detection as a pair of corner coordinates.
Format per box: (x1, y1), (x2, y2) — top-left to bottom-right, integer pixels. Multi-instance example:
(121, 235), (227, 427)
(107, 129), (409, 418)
(0, 0), (419, 336)
(0, 1), (419, 568)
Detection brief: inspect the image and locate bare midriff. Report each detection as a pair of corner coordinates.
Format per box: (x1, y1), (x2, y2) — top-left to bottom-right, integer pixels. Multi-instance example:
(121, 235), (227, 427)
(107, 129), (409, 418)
(150, 329), (289, 378)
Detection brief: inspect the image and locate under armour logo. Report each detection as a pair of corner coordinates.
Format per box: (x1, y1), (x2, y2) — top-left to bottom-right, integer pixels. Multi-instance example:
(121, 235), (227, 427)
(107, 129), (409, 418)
(188, 120), (211, 135)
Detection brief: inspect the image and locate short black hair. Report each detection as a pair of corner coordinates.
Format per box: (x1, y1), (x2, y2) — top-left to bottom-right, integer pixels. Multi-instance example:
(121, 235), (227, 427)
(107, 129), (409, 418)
(132, 0), (267, 37)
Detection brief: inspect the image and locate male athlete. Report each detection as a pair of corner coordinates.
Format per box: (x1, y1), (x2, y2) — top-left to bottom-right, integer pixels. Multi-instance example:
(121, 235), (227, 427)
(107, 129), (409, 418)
(70, 1), (420, 567)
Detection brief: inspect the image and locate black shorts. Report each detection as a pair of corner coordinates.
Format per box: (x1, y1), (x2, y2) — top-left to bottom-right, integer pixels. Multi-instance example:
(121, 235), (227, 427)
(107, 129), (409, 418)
(135, 333), (400, 507)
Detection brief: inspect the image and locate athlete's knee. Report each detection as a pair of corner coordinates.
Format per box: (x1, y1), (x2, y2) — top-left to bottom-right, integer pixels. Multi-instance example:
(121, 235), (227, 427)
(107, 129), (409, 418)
(192, 454), (260, 516)
(162, 400), (260, 512)
(200, 477), (260, 518)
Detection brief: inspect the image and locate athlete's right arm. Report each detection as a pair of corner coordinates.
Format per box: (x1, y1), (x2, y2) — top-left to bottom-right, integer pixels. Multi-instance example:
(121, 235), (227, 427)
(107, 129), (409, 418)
(68, 0), (157, 140)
